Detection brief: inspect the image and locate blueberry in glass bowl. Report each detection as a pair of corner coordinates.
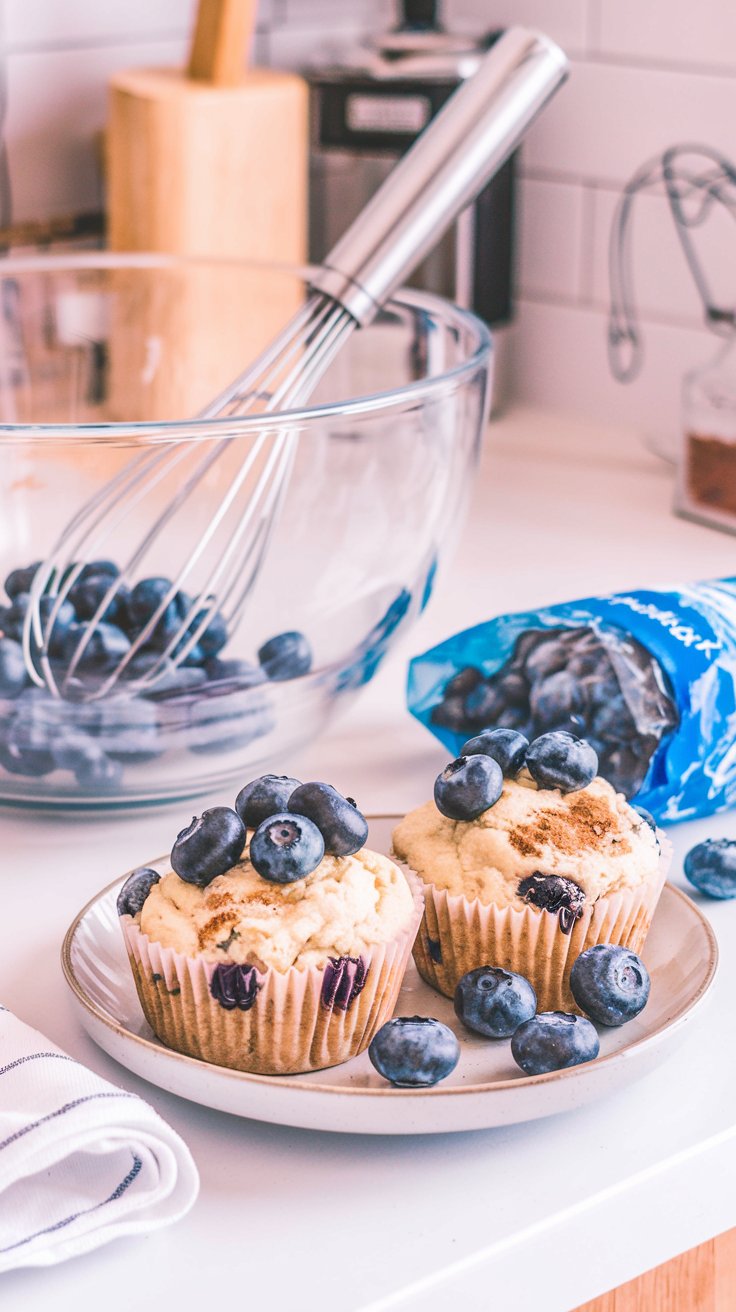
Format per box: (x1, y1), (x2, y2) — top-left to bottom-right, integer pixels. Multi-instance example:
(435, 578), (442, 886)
(0, 254), (491, 808)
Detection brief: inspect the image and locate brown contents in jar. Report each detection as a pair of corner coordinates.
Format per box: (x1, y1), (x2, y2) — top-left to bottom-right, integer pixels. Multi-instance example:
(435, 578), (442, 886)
(687, 432), (736, 516)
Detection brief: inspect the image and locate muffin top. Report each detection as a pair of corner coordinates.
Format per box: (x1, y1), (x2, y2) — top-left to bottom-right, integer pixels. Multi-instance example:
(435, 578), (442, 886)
(392, 773), (660, 910)
(137, 844), (415, 972)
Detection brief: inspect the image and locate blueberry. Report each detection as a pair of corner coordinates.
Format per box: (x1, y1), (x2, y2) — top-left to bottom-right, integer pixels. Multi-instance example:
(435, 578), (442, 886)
(186, 687), (274, 755)
(78, 560), (119, 582)
(368, 1016), (460, 1087)
(258, 630), (312, 681)
(135, 660), (207, 696)
(462, 679), (505, 726)
(288, 781), (368, 856)
(69, 572), (129, 627)
(460, 728), (528, 778)
(235, 773), (302, 829)
(100, 697), (162, 764)
(684, 839), (736, 900)
(52, 729), (104, 772)
(525, 639), (569, 682)
(34, 596), (77, 659)
(171, 807), (246, 886)
(249, 812), (325, 883)
(0, 718), (56, 776)
(430, 696), (473, 734)
(4, 562), (40, 600)
(496, 671), (529, 706)
(62, 622), (131, 675)
(126, 577), (196, 652)
(454, 966), (536, 1039)
(591, 695), (637, 745)
(530, 670), (583, 730)
(116, 866), (160, 917)
(526, 731), (598, 793)
(0, 639), (27, 699)
(444, 667), (484, 699)
(433, 754), (503, 821)
(1, 592), (30, 641)
(510, 1011), (600, 1075)
(204, 658), (264, 686)
(188, 605), (228, 659)
(517, 873), (586, 934)
(570, 944), (650, 1026)
(73, 748), (123, 791)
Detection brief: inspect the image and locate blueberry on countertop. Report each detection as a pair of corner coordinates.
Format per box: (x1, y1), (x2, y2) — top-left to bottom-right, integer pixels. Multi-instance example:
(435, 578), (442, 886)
(368, 1016), (460, 1087)
(0, 639), (28, 699)
(570, 944), (650, 1026)
(517, 873), (586, 934)
(288, 781), (368, 856)
(510, 1011), (600, 1076)
(116, 866), (161, 917)
(235, 773), (302, 830)
(460, 728), (529, 778)
(525, 731), (598, 793)
(258, 630), (312, 681)
(454, 966), (537, 1039)
(434, 754), (503, 821)
(249, 812), (324, 883)
(171, 806), (246, 886)
(684, 838), (736, 900)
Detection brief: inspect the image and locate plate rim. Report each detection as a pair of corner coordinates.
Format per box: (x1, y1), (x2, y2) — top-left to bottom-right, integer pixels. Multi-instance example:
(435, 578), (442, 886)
(61, 818), (719, 1101)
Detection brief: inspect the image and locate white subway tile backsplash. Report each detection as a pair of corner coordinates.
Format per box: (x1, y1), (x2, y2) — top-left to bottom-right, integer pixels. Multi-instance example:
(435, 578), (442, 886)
(507, 297), (713, 439)
(516, 178), (585, 301)
(446, 0), (588, 54)
(5, 39), (187, 222)
(2, 0), (196, 49)
(594, 0), (736, 74)
(525, 59), (736, 186)
(590, 184), (736, 327)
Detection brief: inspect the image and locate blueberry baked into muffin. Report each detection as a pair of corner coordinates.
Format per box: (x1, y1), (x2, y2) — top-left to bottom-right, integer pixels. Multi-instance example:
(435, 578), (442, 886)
(117, 775), (422, 1074)
(392, 729), (669, 1012)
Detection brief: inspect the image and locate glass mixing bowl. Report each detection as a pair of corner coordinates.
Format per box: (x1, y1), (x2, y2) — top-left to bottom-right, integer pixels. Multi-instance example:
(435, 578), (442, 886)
(0, 253), (492, 807)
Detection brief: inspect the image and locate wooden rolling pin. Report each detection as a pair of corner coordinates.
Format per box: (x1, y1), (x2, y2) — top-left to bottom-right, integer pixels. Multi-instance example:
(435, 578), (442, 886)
(106, 0), (308, 262)
(104, 0), (307, 422)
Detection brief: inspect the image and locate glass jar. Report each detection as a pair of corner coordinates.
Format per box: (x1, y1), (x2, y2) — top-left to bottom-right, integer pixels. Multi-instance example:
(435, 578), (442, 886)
(676, 336), (736, 533)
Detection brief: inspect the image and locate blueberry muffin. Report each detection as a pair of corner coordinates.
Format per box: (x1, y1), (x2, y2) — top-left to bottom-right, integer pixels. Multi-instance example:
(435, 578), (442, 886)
(118, 776), (423, 1075)
(392, 731), (669, 1012)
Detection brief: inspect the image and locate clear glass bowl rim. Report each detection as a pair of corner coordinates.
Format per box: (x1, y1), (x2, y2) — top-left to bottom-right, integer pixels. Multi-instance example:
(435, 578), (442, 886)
(0, 251), (493, 443)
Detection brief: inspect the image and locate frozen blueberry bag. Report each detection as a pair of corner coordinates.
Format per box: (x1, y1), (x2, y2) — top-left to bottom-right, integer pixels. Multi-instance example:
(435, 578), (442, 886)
(407, 578), (736, 823)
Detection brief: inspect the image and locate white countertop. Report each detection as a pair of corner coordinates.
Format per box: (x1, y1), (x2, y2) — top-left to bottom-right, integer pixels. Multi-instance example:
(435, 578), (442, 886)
(2, 404), (736, 1311)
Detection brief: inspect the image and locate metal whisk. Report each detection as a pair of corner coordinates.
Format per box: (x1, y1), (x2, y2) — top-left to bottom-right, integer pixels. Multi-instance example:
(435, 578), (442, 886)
(23, 26), (568, 702)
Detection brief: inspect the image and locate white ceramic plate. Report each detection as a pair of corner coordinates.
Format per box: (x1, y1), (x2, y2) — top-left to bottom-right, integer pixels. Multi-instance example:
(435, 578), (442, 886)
(61, 817), (718, 1135)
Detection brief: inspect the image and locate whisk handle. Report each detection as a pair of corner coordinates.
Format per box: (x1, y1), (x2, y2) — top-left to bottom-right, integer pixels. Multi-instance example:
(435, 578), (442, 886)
(310, 26), (568, 326)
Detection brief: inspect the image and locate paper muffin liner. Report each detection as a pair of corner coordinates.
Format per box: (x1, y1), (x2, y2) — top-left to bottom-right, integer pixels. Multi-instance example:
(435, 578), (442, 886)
(120, 868), (424, 1076)
(408, 837), (672, 1013)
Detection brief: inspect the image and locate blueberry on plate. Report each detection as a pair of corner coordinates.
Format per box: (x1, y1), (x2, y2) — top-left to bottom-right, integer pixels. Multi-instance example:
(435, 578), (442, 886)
(116, 866), (160, 917)
(368, 1016), (460, 1087)
(258, 630), (312, 681)
(510, 1011), (600, 1076)
(171, 806), (246, 887)
(525, 731), (598, 793)
(460, 728), (529, 778)
(684, 838), (736, 900)
(288, 781), (368, 857)
(249, 812), (324, 884)
(454, 966), (536, 1039)
(433, 754), (503, 821)
(0, 638), (27, 699)
(235, 773), (302, 830)
(570, 944), (650, 1026)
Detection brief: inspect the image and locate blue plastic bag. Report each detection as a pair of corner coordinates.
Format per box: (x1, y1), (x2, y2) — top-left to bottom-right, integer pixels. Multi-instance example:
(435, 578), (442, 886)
(407, 579), (736, 823)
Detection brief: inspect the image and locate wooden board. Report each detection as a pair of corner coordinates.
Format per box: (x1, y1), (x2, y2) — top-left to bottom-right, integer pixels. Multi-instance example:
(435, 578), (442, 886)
(574, 1226), (736, 1311)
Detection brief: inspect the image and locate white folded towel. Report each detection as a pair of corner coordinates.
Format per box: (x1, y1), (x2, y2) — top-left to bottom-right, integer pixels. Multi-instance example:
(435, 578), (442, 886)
(0, 1006), (199, 1271)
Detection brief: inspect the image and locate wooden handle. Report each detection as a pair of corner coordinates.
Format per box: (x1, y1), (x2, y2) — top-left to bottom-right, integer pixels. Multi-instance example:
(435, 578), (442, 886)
(187, 0), (256, 86)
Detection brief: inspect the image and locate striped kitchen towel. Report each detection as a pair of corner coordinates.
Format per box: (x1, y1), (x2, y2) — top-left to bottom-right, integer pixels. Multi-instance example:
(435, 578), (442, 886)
(0, 1006), (199, 1272)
